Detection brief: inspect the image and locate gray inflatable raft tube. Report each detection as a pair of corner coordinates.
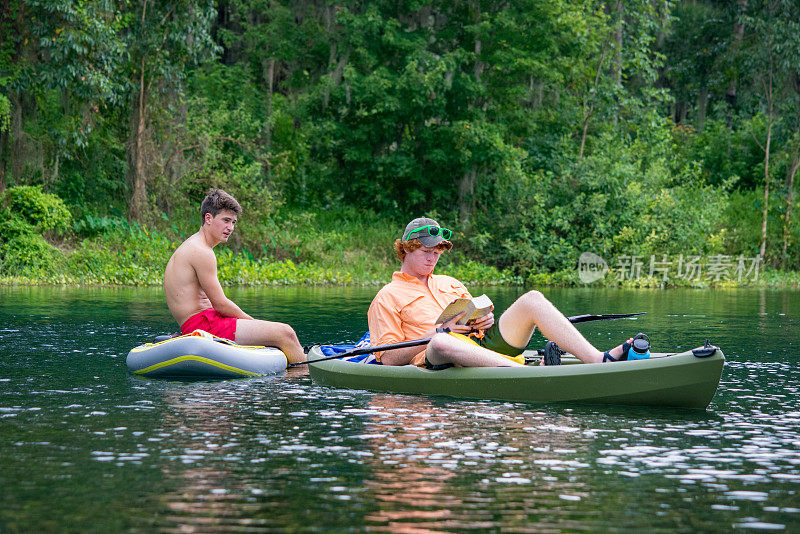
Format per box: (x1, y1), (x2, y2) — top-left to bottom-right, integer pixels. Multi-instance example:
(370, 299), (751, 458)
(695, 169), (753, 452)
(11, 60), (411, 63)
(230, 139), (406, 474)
(126, 331), (287, 378)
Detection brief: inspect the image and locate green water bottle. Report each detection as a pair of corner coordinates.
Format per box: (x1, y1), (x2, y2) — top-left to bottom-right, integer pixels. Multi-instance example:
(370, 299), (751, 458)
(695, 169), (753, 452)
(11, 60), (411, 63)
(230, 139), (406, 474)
(628, 333), (650, 360)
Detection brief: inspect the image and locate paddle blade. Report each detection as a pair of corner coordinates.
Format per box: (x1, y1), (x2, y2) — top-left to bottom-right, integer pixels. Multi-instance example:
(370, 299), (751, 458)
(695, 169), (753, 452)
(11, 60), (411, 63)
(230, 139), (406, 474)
(568, 312), (646, 324)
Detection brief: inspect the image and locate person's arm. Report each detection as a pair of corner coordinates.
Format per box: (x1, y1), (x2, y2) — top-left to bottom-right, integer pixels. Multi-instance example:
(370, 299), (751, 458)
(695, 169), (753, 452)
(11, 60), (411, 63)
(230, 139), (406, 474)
(367, 294), (407, 364)
(194, 248), (253, 320)
(378, 312), (472, 366)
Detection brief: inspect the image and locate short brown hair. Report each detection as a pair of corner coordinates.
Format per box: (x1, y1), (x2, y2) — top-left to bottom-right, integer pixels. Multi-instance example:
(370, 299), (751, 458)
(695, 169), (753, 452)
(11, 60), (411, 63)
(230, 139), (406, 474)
(200, 188), (242, 223)
(393, 238), (452, 262)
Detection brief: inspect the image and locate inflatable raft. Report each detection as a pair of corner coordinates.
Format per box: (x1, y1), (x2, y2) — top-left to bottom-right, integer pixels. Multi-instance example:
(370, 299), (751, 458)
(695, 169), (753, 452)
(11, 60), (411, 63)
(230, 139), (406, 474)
(307, 344), (725, 409)
(126, 330), (287, 378)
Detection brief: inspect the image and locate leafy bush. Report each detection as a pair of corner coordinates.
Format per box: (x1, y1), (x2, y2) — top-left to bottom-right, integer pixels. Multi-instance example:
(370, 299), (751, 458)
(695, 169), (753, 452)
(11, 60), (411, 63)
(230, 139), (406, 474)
(73, 214), (130, 238)
(0, 94), (9, 133)
(0, 217), (61, 276)
(470, 116), (730, 276)
(3, 186), (72, 232)
(0, 212), (36, 241)
(0, 203), (62, 277)
(440, 259), (522, 285)
(67, 224), (176, 285)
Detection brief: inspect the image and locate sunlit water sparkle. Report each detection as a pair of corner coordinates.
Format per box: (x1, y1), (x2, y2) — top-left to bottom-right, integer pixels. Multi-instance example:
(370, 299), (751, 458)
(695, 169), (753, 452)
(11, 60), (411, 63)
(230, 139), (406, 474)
(1, 286), (799, 531)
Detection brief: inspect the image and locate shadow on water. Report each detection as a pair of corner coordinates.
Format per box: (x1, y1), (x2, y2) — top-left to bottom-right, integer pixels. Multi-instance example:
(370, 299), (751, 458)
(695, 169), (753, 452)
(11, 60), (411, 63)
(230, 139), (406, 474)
(1, 286), (800, 531)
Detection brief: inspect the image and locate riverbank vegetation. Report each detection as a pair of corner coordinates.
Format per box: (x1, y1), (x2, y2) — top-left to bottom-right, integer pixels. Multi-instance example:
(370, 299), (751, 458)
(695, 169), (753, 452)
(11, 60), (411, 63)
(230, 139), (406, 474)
(2, 1), (800, 287)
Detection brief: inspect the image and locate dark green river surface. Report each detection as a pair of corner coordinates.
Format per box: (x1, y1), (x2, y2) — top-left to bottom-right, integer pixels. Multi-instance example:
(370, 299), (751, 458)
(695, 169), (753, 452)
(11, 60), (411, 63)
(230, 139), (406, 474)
(1, 286), (799, 532)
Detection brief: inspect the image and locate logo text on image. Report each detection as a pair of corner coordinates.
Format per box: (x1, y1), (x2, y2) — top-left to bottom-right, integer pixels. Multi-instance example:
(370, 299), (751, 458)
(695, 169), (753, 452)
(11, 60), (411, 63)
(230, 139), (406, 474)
(578, 252), (608, 284)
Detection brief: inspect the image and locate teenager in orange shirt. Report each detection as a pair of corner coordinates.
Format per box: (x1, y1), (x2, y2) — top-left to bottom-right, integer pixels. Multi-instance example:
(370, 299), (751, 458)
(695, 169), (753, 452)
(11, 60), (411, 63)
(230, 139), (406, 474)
(367, 217), (634, 369)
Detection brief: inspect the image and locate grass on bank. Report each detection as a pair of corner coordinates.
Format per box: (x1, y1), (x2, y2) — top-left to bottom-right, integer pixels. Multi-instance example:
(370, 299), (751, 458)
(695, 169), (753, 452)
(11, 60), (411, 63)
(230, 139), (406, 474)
(0, 207), (519, 286)
(1, 210), (799, 288)
(0, 186), (797, 288)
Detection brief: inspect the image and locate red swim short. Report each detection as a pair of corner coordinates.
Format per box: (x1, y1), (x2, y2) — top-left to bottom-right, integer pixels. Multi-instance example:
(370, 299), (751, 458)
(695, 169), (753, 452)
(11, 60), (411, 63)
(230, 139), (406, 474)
(180, 308), (238, 340)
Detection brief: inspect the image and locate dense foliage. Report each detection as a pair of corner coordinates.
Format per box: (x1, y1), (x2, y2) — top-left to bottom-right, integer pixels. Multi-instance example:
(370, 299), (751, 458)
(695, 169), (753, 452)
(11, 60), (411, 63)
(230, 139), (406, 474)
(1, 0), (800, 284)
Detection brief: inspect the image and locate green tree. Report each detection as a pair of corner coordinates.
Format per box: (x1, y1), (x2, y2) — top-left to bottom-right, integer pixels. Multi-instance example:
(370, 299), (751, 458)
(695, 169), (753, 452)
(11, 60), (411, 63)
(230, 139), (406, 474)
(0, 0), (123, 191)
(119, 0), (218, 221)
(297, 1), (590, 220)
(737, 0), (800, 262)
(659, 1), (729, 129)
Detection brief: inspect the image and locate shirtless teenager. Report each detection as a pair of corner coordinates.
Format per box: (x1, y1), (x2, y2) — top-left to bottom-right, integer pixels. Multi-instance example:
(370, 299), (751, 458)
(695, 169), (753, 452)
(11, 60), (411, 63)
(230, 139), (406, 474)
(163, 188), (306, 363)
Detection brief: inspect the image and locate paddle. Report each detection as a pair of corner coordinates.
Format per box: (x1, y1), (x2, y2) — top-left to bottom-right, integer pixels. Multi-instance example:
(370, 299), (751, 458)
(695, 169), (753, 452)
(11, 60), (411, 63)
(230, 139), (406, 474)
(565, 312), (645, 324)
(290, 311), (646, 367)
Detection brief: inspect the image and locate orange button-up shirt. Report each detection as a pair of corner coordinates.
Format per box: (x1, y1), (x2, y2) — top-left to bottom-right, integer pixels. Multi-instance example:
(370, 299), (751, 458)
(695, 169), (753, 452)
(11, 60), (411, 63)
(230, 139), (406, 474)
(367, 272), (473, 366)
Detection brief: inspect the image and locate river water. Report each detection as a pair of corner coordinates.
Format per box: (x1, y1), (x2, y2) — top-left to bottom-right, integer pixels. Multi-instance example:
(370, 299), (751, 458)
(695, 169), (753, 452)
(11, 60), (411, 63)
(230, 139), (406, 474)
(1, 286), (798, 532)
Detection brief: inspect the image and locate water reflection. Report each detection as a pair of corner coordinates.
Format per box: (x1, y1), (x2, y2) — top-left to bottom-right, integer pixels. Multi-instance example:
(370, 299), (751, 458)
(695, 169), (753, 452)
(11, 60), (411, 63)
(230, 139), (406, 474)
(142, 373), (316, 531)
(361, 396), (461, 532)
(355, 395), (608, 532)
(2, 286), (800, 531)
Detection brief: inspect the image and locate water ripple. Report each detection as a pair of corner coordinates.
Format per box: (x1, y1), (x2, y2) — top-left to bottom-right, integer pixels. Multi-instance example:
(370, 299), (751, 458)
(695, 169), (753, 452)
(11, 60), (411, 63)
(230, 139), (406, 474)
(2, 287), (800, 531)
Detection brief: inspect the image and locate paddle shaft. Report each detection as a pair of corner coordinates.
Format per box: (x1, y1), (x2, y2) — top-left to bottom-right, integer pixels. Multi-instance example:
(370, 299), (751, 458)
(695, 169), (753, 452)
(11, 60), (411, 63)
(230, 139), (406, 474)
(290, 311), (645, 367)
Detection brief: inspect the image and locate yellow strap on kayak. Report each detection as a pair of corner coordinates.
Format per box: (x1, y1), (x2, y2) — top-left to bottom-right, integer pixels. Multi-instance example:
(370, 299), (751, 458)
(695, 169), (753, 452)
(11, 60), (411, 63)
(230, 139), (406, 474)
(447, 332), (525, 365)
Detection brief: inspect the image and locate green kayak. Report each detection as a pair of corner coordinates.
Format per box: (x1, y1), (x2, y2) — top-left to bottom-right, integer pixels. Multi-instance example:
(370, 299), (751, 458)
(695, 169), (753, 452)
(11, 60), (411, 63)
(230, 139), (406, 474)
(307, 345), (725, 409)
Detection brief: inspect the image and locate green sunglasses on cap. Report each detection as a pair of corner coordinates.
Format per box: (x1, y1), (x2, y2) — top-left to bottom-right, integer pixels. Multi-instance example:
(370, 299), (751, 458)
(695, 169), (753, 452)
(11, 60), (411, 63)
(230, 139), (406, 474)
(405, 224), (453, 241)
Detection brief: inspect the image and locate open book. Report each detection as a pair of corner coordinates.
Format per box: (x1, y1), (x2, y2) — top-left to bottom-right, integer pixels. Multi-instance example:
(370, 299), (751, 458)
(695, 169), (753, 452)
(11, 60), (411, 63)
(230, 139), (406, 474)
(436, 294), (493, 325)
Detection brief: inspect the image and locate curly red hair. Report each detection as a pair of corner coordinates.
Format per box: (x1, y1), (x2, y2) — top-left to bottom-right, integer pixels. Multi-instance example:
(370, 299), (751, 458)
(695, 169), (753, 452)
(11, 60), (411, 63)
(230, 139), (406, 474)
(393, 238), (453, 262)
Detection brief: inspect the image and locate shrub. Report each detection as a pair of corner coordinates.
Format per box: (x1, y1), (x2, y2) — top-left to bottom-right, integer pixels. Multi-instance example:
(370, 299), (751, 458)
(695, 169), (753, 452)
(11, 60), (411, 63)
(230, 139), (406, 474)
(470, 116), (730, 276)
(3, 185), (72, 232)
(73, 214), (129, 238)
(67, 225), (175, 285)
(0, 230), (60, 276)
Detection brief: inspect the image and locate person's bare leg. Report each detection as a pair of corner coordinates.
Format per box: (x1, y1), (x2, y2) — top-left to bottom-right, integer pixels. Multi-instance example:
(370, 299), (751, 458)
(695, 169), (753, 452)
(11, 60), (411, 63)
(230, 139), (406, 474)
(235, 319), (306, 364)
(425, 333), (524, 368)
(496, 290), (627, 364)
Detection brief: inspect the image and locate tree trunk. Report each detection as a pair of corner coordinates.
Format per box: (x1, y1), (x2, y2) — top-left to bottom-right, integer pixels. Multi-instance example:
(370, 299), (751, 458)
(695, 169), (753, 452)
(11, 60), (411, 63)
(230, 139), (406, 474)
(674, 100), (687, 124)
(51, 153), (59, 185)
(0, 95), (10, 191)
(459, 3), (483, 223)
(578, 54), (604, 160)
(128, 1), (152, 222)
(579, 103), (592, 159)
(726, 0), (747, 126)
(128, 66), (148, 222)
(323, 5), (349, 109)
(474, 39), (483, 82)
(760, 126), (771, 260)
(782, 146), (800, 268)
(262, 57), (275, 180)
(10, 91), (23, 182)
(783, 74), (800, 268)
(759, 78), (773, 260)
(263, 57), (275, 167)
(613, 1), (622, 85)
(696, 87), (709, 131)
(611, 1), (622, 127)
(323, 22), (336, 109)
(458, 166), (476, 223)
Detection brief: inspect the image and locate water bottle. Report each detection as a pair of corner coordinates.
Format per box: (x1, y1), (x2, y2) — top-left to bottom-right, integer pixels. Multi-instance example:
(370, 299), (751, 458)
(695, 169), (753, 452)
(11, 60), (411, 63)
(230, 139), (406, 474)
(627, 333), (651, 360)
